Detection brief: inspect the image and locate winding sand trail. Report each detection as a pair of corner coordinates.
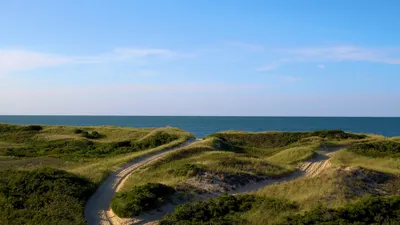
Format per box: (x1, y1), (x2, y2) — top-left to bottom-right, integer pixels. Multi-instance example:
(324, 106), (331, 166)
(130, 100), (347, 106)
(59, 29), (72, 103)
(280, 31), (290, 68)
(85, 142), (347, 225)
(84, 139), (198, 225)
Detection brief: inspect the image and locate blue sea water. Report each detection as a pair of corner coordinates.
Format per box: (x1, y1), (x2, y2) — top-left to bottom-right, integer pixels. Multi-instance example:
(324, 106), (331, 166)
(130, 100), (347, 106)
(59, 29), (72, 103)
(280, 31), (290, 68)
(0, 116), (399, 138)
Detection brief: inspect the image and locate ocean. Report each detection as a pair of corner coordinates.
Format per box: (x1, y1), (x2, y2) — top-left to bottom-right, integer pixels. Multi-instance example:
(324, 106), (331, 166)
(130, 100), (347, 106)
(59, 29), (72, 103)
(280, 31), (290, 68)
(0, 116), (399, 138)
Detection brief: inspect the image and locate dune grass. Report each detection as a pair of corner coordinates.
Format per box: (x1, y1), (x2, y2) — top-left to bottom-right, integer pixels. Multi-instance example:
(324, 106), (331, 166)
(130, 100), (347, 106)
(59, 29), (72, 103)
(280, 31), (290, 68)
(121, 130), (368, 191)
(331, 149), (400, 175)
(159, 194), (298, 225)
(277, 196), (400, 225)
(252, 165), (400, 216)
(121, 138), (294, 191)
(0, 168), (95, 225)
(111, 183), (175, 217)
(2, 126), (393, 224)
(0, 124), (193, 183)
(0, 124), (194, 225)
(0, 124), (192, 158)
(268, 146), (317, 165)
(254, 169), (349, 210)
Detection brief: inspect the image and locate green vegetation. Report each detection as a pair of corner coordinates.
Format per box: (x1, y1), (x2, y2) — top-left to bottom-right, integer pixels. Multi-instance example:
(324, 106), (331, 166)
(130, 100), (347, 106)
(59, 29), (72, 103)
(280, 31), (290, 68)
(331, 138), (400, 174)
(268, 146), (317, 165)
(0, 124), (193, 183)
(0, 124), (193, 224)
(209, 130), (365, 152)
(1, 125), (393, 224)
(279, 196), (400, 225)
(0, 124), (188, 158)
(111, 183), (175, 217)
(348, 141), (400, 158)
(121, 138), (294, 191)
(80, 130), (104, 139)
(160, 194), (297, 225)
(256, 167), (400, 209)
(123, 130), (366, 190)
(0, 168), (95, 225)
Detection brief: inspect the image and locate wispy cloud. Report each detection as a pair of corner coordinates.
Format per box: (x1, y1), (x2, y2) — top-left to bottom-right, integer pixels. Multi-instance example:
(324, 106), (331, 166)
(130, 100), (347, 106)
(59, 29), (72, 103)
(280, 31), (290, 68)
(0, 47), (184, 75)
(270, 75), (302, 83)
(278, 45), (400, 64)
(228, 41), (265, 52)
(255, 45), (400, 71)
(0, 49), (72, 74)
(256, 63), (279, 71)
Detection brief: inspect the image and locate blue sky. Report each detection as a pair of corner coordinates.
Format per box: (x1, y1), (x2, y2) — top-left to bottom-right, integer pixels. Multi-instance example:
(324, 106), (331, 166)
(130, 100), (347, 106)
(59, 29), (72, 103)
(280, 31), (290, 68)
(0, 0), (399, 116)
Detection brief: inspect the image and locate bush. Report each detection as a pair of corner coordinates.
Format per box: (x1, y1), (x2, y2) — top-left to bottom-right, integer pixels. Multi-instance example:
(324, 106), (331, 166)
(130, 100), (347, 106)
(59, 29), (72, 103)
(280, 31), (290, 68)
(22, 125), (43, 131)
(279, 196), (400, 224)
(170, 164), (205, 177)
(111, 183), (175, 217)
(209, 130), (366, 149)
(81, 131), (104, 139)
(73, 128), (83, 134)
(112, 141), (132, 148)
(0, 168), (95, 225)
(132, 130), (180, 150)
(0, 124), (187, 158)
(348, 141), (400, 158)
(159, 194), (297, 225)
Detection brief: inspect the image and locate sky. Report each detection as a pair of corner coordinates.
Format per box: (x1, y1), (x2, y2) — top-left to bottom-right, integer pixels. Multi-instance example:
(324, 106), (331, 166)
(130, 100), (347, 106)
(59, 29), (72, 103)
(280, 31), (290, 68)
(0, 0), (399, 116)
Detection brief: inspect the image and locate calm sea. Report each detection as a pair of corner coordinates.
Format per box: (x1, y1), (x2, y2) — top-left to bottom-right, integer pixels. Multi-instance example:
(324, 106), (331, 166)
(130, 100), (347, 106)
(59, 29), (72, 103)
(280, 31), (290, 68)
(0, 116), (399, 138)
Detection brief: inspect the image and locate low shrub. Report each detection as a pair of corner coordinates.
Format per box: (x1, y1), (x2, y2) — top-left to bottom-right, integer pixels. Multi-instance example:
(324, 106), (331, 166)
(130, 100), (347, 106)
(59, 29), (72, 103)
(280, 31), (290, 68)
(111, 183), (175, 217)
(132, 130), (180, 149)
(0, 124), (189, 158)
(22, 125), (43, 131)
(112, 141), (132, 148)
(279, 196), (400, 224)
(73, 128), (83, 134)
(0, 168), (95, 225)
(209, 130), (366, 149)
(159, 194), (297, 225)
(348, 141), (400, 158)
(169, 164), (205, 177)
(81, 131), (104, 139)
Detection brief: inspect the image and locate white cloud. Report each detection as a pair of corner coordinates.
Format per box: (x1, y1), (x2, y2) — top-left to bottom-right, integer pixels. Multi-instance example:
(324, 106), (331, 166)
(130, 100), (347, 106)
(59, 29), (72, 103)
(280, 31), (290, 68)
(74, 48), (182, 64)
(133, 70), (158, 77)
(0, 49), (72, 74)
(113, 48), (175, 57)
(228, 41), (265, 52)
(270, 75), (301, 83)
(0, 47), (183, 75)
(255, 45), (400, 71)
(256, 63), (279, 71)
(279, 45), (400, 64)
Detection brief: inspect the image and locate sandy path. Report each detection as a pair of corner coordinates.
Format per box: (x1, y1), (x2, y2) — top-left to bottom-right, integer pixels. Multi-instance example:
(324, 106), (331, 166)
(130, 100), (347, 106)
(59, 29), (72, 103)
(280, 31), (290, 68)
(86, 143), (347, 225)
(121, 145), (349, 225)
(299, 145), (346, 178)
(84, 139), (198, 225)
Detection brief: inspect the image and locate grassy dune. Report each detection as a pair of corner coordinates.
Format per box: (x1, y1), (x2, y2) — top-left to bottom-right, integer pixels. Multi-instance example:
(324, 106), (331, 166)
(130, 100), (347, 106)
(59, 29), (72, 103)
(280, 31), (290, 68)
(121, 137), (295, 191)
(2, 125), (399, 225)
(122, 130), (368, 191)
(0, 124), (193, 183)
(139, 130), (400, 224)
(331, 138), (400, 175)
(0, 124), (193, 225)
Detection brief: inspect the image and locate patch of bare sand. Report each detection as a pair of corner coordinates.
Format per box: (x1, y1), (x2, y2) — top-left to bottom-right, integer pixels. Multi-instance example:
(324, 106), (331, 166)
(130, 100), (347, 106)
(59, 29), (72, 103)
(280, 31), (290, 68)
(84, 139), (198, 225)
(89, 144), (347, 225)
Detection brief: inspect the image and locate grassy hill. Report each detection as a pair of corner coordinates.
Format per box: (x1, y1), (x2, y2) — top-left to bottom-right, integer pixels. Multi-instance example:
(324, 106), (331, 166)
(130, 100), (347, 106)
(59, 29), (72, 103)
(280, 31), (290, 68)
(0, 123), (193, 225)
(2, 125), (399, 224)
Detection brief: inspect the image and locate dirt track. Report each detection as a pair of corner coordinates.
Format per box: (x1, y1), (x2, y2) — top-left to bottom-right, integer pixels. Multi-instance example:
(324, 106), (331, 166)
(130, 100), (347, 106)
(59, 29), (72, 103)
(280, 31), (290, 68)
(84, 139), (198, 225)
(85, 143), (346, 225)
(299, 145), (346, 178)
